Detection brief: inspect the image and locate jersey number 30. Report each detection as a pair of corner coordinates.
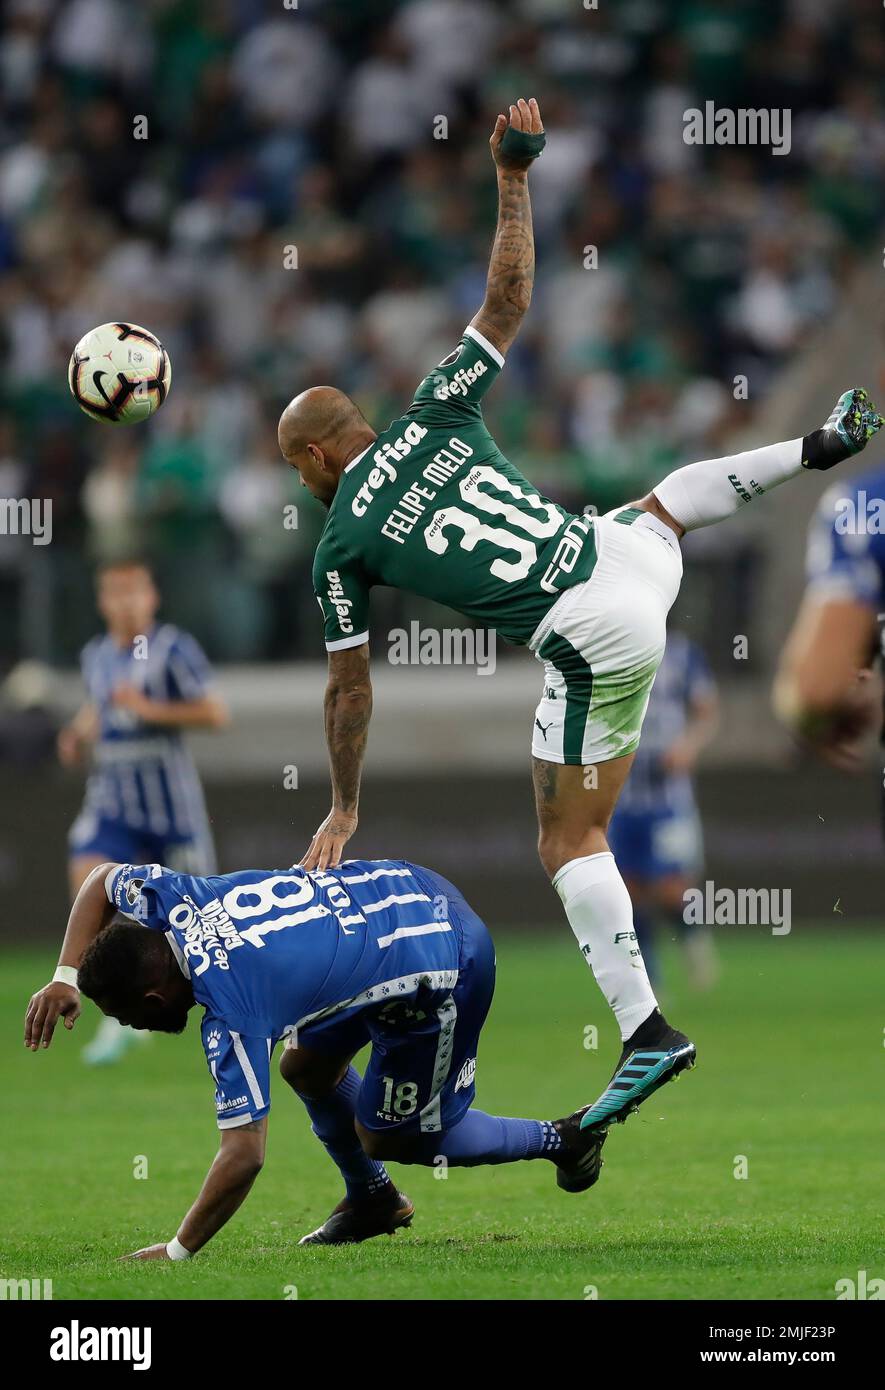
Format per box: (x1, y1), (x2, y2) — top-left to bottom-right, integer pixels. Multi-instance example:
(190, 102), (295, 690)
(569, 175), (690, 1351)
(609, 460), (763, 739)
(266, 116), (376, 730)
(424, 464), (564, 582)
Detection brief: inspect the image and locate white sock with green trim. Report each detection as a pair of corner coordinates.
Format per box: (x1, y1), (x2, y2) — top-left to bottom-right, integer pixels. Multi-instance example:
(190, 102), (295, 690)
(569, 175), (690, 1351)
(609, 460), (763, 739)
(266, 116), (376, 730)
(654, 438), (803, 531)
(553, 851), (658, 1040)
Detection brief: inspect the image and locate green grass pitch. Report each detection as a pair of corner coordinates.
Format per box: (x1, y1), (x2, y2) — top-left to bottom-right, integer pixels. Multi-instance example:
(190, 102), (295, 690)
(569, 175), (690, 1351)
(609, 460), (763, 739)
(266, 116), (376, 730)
(2, 930), (884, 1301)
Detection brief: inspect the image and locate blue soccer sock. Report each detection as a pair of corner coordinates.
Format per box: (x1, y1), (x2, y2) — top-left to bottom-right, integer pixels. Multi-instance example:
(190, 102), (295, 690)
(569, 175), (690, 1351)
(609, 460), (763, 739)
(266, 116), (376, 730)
(407, 1110), (563, 1168)
(298, 1066), (391, 1201)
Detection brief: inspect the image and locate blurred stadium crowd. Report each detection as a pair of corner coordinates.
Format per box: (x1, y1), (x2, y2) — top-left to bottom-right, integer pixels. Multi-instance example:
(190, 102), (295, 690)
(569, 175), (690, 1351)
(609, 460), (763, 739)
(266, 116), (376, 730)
(1, 0), (884, 664)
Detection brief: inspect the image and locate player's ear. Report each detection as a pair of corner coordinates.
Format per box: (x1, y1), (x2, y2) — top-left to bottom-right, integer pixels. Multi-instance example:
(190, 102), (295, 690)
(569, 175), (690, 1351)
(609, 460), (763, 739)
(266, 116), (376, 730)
(307, 444), (330, 473)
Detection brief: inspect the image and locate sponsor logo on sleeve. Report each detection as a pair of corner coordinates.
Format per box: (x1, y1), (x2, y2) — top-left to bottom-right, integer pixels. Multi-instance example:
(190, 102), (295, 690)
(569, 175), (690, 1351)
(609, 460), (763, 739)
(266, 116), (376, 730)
(432, 359), (487, 401)
(216, 1092), (250, 1114)
(125, 880), (144, 907)
(325, 570), (354, 634)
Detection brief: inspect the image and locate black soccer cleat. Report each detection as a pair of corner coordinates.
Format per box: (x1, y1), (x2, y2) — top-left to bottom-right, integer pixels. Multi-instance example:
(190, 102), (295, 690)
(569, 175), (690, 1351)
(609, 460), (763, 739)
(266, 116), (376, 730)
(298, 1185), (415, 1246)
(579, 1012), (696, 1135)
(552, 1108), (608, 1194)
(802, 388), (884, 470)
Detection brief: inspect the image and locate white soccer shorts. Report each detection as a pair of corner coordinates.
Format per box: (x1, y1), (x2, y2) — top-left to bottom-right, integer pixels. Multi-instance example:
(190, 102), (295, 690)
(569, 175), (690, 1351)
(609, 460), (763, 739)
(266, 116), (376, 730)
(529, 508), (683, 766)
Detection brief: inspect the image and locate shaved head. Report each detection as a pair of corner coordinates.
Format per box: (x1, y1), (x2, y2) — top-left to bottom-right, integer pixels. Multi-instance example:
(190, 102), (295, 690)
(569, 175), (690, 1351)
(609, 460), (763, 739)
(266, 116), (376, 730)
(278, 387), (376, 506)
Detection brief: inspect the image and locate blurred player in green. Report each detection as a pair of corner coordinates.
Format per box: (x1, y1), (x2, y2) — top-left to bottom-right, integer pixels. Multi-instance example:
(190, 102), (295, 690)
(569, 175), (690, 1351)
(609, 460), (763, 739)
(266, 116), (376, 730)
(278, 98), (883, 1144)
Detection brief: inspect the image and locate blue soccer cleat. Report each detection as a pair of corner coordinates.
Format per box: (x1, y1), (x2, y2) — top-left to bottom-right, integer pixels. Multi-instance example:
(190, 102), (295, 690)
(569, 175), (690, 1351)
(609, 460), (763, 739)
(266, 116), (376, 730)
(579, 1019), (696, 1134)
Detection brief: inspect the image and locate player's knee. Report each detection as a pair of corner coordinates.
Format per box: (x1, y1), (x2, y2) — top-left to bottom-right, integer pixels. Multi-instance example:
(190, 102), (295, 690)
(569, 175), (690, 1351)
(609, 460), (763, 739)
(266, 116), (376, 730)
(537, 826), (564, 878)
(537, 824), (609, 879)
(279, 1045), (348, 1099)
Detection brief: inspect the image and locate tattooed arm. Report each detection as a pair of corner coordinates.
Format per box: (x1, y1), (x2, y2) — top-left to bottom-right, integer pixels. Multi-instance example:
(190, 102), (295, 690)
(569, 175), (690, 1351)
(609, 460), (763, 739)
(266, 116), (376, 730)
(301, 642), (372, 870)
(470, 98), (543, 357)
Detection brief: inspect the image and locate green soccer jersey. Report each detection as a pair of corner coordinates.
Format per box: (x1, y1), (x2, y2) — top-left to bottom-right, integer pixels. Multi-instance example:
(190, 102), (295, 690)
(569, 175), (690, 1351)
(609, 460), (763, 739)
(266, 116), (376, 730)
(312, 325), (597, 650)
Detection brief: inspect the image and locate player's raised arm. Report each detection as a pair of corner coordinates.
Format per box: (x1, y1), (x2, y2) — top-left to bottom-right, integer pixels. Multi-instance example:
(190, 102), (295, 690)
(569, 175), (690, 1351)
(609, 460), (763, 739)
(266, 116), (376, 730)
(24, 862), (118, 1050)
(301, 641), (372, 871)
(469, 97), (544, 359)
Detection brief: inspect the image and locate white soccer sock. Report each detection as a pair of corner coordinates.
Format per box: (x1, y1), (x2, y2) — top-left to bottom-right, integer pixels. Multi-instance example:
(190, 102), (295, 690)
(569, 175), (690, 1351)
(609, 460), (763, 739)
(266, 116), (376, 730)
(553, 851), (658, 1040)
(654, 438), (803, 532)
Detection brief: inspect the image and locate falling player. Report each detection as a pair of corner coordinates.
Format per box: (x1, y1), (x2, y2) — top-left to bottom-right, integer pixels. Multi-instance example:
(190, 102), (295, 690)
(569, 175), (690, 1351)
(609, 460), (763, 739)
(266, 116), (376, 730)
(277, 97), (883, 1150)
(25, 857), (607, 1251)
(59, 560), (228, 1063)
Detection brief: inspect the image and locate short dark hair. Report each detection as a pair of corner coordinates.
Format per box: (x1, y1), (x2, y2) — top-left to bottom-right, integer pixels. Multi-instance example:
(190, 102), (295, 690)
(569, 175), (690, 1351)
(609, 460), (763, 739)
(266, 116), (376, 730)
(79, 921), (170, 1014)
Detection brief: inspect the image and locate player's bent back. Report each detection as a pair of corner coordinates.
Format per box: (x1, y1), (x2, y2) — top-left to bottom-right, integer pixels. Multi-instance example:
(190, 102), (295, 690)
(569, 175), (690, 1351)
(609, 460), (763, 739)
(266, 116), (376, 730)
(105, 857), (490, 1132)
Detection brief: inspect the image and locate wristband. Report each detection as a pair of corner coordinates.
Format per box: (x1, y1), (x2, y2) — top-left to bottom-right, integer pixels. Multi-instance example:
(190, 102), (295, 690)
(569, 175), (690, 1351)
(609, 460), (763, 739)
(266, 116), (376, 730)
(166, 1235), (193, 1261)
(53, 965), (79, 989)
(500, 127), (546, 162)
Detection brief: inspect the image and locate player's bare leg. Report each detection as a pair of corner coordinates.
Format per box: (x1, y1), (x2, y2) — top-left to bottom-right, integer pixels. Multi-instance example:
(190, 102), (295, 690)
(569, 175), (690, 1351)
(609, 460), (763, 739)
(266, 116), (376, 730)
(653, 873), (719, 992)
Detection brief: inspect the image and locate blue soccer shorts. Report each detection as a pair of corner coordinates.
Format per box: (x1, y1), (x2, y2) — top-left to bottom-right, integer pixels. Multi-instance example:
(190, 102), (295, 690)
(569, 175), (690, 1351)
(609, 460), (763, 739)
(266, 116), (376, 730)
(68, 812), (215, 875)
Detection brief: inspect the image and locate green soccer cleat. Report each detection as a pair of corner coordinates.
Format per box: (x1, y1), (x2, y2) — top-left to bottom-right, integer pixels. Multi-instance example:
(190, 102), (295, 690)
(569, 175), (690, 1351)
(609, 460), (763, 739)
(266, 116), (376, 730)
(579, 1023), (696, 1135)
(803, 388), (884, 471)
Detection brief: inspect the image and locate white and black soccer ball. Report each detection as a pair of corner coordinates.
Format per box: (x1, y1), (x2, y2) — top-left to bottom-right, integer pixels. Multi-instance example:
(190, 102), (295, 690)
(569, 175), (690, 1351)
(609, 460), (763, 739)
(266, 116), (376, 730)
(68, 322), (172, 425)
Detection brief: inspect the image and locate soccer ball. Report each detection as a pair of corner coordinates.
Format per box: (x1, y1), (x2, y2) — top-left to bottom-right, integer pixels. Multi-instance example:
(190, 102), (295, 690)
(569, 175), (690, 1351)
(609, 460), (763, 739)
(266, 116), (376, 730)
(68, 322), (172, 425)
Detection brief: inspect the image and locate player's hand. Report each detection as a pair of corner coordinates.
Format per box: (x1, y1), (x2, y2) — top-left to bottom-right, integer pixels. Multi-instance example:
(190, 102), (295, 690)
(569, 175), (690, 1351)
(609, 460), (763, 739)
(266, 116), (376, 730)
(300, 808), (358, 872)
(120, 1243), (171, 1261)
(490, 97), (544, 171)
(24, 982), (81, 1050)
(111, 683), (152, 718)
(57, 725), (85, 767)
(804, 668), (878, 772)
(661, 737), (698, 776)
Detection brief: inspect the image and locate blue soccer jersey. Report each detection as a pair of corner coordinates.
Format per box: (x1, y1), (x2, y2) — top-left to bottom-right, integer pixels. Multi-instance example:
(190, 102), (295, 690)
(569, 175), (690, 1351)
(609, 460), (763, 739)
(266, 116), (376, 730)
(105, 859), (468, 1130)
(71, 624), (216, 861)
(805, 464), (885, 612)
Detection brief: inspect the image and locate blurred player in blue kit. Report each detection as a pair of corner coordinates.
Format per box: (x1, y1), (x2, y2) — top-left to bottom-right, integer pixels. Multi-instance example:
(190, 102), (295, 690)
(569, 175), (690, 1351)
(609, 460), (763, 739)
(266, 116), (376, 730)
(775, 461), (885, 770)
(25, 857), (610, 1251)
(608, 630), (719, 989)
(57, 561), (229, 1064)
